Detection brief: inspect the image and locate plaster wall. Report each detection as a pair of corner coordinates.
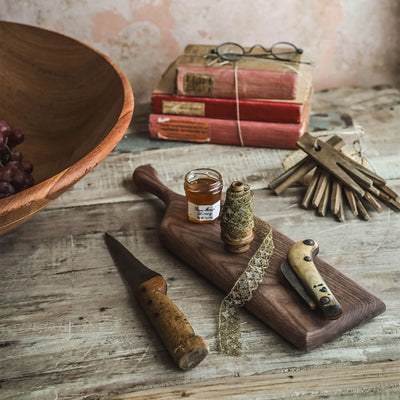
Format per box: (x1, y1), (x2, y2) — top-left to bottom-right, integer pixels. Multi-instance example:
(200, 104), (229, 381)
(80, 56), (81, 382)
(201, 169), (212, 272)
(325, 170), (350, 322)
(1, 0), (399, 104)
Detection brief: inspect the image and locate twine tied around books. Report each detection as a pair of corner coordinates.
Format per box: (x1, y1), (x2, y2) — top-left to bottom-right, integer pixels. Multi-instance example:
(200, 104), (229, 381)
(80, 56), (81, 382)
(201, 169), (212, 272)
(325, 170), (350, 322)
(205, 54), (313, 148)
(233, 62), (244, 146)
(218, 184), (274, 355)
(205, 56), (245, 146)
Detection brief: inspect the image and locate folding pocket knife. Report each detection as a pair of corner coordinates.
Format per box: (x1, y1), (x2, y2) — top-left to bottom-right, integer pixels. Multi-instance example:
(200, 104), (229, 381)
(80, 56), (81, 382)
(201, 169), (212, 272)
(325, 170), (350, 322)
(281, 239), (342, 320)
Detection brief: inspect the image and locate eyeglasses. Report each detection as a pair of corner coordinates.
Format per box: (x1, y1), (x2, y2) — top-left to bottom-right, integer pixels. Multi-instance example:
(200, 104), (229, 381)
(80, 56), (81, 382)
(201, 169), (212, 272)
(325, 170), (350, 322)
(209, 42), (312, 64)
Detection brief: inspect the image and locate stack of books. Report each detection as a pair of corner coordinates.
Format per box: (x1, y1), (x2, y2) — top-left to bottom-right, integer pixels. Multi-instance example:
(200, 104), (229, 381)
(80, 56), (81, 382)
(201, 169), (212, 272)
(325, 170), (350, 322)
(149, 44), (313, 149)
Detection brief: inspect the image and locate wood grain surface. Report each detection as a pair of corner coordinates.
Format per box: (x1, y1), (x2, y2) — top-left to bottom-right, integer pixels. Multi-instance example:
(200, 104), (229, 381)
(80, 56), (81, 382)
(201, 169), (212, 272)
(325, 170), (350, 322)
(112, 361), (400, 399)
(0, 86), (399, 399)
(132, 164), (385, 350)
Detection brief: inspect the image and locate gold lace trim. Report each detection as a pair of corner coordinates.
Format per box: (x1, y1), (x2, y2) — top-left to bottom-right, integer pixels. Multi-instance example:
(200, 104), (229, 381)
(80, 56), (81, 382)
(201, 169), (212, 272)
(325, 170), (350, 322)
(218, 217), (274, 356)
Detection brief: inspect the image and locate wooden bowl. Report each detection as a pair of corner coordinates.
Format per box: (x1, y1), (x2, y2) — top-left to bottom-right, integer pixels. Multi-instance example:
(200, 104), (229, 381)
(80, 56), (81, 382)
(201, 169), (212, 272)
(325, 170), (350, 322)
(0, 21), (134, 235)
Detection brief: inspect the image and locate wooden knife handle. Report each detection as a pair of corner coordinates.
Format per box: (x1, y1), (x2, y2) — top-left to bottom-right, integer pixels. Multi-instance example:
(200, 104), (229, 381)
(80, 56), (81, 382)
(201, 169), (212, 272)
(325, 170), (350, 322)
(134, 275), (209, 370)
(288, 239), (342, 319)
(132, 164), (179, 206)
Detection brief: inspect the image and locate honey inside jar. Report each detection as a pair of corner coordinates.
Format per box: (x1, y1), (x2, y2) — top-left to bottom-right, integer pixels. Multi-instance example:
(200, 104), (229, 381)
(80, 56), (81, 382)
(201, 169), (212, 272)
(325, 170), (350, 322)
(184, 168), (223, 223)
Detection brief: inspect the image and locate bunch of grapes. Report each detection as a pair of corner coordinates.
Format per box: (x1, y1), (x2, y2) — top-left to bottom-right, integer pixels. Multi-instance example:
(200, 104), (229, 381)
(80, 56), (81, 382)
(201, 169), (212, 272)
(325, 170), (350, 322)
(0, 120), (34, 199)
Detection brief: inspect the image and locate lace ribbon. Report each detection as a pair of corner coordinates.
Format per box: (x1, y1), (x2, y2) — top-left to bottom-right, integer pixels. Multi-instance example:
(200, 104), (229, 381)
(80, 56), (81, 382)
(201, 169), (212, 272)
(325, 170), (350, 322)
(218, 217), (274, 356)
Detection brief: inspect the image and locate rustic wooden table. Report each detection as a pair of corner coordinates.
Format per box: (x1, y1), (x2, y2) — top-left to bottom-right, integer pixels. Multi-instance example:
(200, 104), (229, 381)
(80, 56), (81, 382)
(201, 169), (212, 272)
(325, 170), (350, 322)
(1, 86), (399, 400)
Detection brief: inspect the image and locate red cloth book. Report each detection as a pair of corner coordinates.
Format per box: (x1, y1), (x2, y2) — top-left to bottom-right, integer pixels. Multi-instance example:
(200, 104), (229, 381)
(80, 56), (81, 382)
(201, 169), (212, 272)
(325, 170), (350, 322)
(148, 104), (310, 149)
(152, 58), (312, 123)
(174, 44), (307, 100)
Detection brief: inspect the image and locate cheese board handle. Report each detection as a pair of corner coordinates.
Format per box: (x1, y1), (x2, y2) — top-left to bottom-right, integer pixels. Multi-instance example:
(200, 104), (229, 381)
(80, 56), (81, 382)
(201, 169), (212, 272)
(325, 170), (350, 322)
(132, 164), (179, 205)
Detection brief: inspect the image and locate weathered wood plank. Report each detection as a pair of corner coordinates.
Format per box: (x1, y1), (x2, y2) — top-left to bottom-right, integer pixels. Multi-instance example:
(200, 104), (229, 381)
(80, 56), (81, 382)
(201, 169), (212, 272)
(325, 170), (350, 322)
(48, 144), (292, 208)
(46, 86), (400, 211)
(1, 184), (399, 399)
(48, 142), (399, 211)
(1, 87), (399, 400)
(111, 361), (400, 400)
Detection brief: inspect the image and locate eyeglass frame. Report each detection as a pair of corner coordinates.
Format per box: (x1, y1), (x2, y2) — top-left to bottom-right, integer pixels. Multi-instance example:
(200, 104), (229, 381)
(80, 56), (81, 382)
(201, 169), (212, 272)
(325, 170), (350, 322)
(209, 42), (312, 65)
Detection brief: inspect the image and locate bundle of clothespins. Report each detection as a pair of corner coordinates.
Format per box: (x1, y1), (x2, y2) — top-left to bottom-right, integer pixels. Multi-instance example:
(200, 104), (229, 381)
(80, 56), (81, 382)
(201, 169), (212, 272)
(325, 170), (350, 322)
(269, 132), (400, 221)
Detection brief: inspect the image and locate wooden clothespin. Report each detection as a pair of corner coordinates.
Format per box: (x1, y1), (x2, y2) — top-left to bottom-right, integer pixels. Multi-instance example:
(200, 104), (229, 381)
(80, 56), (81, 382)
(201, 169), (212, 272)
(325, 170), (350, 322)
(269, 132), (400, 221)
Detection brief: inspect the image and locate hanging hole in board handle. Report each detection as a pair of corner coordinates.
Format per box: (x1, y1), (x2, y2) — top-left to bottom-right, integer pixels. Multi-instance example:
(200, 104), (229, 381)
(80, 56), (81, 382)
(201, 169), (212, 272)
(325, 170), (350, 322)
(313, 138), (322, 152)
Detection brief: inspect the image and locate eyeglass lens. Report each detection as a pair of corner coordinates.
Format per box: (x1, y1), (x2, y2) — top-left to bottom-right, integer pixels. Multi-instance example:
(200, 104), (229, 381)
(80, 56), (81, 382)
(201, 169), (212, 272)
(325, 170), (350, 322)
(271, 42), (302, 61)
(216, 43), (245, 61)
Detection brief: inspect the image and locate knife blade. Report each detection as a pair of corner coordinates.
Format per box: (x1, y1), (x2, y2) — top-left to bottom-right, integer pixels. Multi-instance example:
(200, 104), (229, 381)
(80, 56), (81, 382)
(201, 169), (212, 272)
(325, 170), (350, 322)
(281, 239), (342, 320)
(104, 233), (209, 370)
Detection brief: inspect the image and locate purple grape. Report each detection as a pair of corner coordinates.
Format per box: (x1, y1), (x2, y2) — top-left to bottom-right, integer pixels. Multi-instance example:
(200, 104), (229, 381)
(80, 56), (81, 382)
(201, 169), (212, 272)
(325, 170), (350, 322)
(0, 144), (9, 155)
(0, 166), (13, 182)
(10, 168), (25, 189)
(0, 181), (15, 197)
(21, 160), (33, 173)
(0, 120), (11, 136)
(8, 129), (24, 147)
(11, 150), (23, 161)
(23, 174), (34, 188)
(7, 160), (24, 171)
(0, 120), (35, 199)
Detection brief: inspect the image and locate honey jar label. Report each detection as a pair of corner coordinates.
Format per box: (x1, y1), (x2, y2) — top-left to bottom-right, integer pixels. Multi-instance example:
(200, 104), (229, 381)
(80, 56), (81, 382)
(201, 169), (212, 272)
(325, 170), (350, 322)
(187, 201), (220, 222)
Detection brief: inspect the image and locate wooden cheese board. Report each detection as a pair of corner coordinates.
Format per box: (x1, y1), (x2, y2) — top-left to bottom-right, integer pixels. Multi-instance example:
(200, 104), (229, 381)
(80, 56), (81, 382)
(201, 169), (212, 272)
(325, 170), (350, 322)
(132, 164), (386, 350)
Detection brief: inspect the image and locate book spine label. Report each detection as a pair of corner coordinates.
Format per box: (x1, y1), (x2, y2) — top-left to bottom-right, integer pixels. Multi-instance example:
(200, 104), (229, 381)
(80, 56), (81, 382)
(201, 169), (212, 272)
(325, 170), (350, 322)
(152, 116), (210, 142)
(162, 100), (205, 116)
(183, 73), (214, 96)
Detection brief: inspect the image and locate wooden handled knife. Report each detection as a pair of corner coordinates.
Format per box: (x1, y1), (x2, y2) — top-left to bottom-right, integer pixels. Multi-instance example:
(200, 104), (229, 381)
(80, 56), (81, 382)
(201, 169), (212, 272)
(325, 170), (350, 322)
(281, 239), (342, 320)
(104, 233), (209, 370)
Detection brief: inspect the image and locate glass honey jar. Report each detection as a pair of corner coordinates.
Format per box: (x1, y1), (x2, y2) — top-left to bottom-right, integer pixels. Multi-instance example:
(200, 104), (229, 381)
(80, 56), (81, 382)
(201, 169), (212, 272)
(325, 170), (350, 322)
(184, 168), (223, 223)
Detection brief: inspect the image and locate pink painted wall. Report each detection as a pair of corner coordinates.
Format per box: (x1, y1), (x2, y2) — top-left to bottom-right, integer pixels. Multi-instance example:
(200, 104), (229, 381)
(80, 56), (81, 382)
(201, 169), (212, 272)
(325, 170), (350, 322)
(1, 0), (399, 104)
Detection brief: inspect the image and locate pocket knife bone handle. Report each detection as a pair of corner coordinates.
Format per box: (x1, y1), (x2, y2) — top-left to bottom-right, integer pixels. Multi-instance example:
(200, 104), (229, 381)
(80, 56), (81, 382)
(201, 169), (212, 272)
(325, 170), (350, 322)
(288, 239), (342, 319)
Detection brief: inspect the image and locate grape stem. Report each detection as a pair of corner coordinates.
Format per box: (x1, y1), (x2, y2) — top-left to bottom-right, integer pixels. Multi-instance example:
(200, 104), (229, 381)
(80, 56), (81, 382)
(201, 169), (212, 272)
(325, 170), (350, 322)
(5, 137), (13, 155)
(1, 137), (15, 167)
